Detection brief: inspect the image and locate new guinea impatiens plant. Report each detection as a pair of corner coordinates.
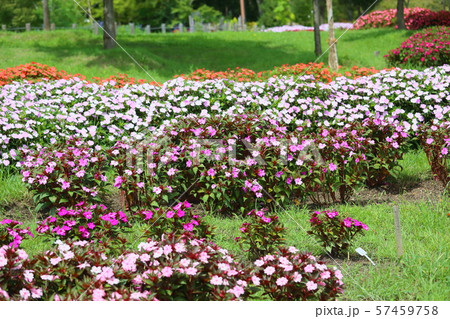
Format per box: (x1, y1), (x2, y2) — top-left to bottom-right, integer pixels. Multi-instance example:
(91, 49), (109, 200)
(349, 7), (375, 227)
(25, 239), (158, 301)
(17, 138), (108, 214)
(418, 122), (450, 187)
(385, 26), (450, 68)
(133, 201), (215, 241)
(118, 233), (257, 301)
(35, 202), (131, 253)
(0, 219), (34, 248)
(0, 245), (38, 301)
(235, 209), (286, 259)
(307, 210), (369, 257)
(353, 8), (450, 30)
(251, 246), (344, 301)
(25, 234), (257, 301)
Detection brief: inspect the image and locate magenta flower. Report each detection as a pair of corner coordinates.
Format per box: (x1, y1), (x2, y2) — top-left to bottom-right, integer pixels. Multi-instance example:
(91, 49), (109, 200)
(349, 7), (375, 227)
(328, 163), (337, 171)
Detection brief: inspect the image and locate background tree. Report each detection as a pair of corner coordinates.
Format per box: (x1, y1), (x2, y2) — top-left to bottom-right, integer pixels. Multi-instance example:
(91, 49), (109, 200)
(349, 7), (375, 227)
(313, 0), (322, 57)
(326, 0), (338, 71)
(43, 0), (50, 30)
(397, 0), (406, 29)
(103, 0), (116, 49)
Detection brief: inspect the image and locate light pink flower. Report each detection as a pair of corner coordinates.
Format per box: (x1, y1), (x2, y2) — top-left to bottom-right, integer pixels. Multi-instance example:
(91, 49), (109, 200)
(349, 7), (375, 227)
(304, 264), (315, 273)
(251, 275), (261, 286)
(264, 266), (276, 276)
(19, 288), (30, 300)
(306, 281), (318, 291)
(210, 275), (223, 285)
(276, 277), (288, 286)
(161, 266), (173, 277)
(92, 288), (105, 301)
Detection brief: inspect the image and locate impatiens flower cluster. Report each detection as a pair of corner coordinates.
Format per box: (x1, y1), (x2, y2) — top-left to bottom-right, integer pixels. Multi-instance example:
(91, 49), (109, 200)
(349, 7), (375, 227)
(308, 210), (368, 257)
(385, 26), (449, 67)
(17, 138), (108, 214)
(176, 62), (380, 83)
(265, 23), (353, 33)
(133, 201), (215, 240)
(36, 202), (130, 243)
(417, 122), (450, 186)
(235, 209), (286, 260)
(0, 219), (34, 248)
(354, 8), (450, 30)
(251, 246), (344, 300)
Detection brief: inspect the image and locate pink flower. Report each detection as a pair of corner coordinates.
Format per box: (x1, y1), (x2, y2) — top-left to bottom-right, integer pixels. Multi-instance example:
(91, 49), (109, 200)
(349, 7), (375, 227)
(304, 264), (315, 273)
(174, 243), (186, 253)
(210, 275), (223, 285)
(442, 148), (448, 155)
(19, 288), (30, 300)
(251, 275), (261, 286)
(293, 272), (302, 282)
(276, 277), (288, 286)
(114, 176), (124, 188)
(264, 266), (276, 275)
(92, 288), (105, 301)
(306, 281), (318, 291)
(227, 285), (245, 298)
(254, 259), (264, 267)
(320, 271), (331, 279)
(207, 168), (216, 177)
(185, 267), (198, 275)
(328, 163), (337, 171)
(343, 218), (352, 227)
(161, 266), (173, 277)
(166, 210), (175, 218)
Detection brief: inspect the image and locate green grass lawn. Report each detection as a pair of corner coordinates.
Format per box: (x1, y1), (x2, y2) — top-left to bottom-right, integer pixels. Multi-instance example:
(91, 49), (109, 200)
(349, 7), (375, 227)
(0, 28), (415, 82)
(1, 150), (448, 300)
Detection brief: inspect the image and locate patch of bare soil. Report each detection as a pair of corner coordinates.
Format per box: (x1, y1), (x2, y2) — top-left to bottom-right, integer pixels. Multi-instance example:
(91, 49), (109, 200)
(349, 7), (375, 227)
(0, 198), (38, 222)
(352, 179), (446, 206)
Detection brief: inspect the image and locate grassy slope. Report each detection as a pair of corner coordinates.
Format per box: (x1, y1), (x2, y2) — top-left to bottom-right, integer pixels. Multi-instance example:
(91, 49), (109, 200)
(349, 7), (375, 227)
(0, 28), (414, 82)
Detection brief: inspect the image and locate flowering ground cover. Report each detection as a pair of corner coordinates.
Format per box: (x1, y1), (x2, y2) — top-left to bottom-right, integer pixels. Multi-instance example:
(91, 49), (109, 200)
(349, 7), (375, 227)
(353, 7), (450, 30)
(385, 26), (450, 67)
(265, 23), (354, 33)
(0, 61), (449, 300)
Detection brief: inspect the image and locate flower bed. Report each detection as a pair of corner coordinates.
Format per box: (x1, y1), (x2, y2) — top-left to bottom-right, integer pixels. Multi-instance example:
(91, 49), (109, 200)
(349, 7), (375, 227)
(175, 62), (381, 83)
(0, 60), (448, 300)
(385, 26), (450, 67)
(265, 23), (354, 32)
(354, 8), (450, 30)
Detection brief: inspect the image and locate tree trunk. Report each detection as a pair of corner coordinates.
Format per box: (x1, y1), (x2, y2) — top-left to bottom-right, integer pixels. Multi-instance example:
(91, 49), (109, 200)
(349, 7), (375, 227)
(397, 0), (406, 30)
(103, 0), (116, 49)
(313, 0), (322, 57)
(240, 0), (246, 29)
(43, 0), (50, 31)
(326, 0), (338, 71)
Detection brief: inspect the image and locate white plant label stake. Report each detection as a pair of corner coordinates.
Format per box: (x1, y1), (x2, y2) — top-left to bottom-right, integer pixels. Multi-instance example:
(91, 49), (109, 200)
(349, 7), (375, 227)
(355, 247), (376, 266)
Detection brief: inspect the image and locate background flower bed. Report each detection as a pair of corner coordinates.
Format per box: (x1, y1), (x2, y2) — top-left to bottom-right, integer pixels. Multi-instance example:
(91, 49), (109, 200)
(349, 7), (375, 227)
(385, 26), (450, 67)
(354, 8), (450, 30)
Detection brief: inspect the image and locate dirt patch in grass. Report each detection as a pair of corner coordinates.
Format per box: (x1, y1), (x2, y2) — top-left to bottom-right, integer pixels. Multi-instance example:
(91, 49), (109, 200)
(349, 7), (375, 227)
(0, 198), (37, 222)
(353, 179), (446, 206)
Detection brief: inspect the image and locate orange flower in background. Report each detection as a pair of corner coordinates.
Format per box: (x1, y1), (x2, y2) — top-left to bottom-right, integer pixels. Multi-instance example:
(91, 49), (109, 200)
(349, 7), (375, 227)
(0, 62), (161, 88)
(177, 62), (383, 83)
